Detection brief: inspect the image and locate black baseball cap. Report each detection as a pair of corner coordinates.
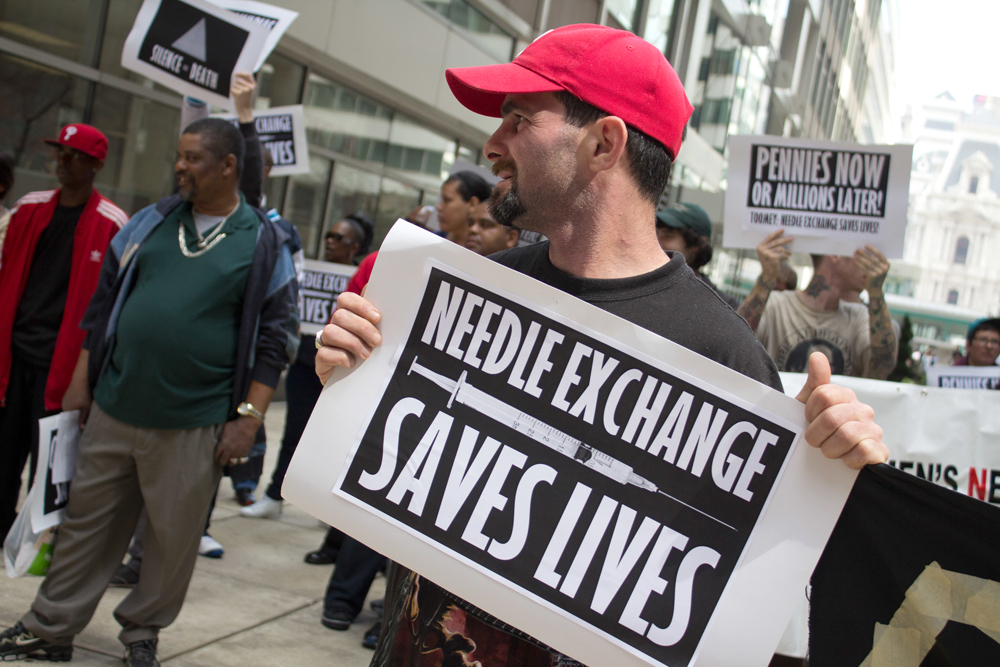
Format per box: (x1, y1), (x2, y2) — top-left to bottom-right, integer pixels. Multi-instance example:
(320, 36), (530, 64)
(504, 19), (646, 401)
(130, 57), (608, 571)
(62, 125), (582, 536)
(655, 202), (712, 239)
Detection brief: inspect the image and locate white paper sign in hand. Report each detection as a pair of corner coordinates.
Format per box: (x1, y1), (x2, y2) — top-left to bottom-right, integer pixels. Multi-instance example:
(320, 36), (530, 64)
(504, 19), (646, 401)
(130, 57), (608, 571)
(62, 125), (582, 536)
(121, 0), (269, 110)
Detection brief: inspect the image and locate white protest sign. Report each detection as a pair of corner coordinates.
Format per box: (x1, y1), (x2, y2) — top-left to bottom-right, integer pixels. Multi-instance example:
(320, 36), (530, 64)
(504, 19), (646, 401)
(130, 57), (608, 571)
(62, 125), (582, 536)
(212, 105), (310, 176)
(781, 373), (1000, 504)
(724, 135), (912, 258)
(206, 0), (298, 71)
(925, 364), (1000, 390)
(298, 259), (356, 336)
(30, 412), (82, 533)
(285, 222), (858, 667)
(121, 0), (268, 110)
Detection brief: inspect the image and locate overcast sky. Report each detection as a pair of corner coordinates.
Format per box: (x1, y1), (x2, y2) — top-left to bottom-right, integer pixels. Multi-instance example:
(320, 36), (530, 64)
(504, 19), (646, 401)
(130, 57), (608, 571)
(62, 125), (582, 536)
(895, 0), (1000, 109)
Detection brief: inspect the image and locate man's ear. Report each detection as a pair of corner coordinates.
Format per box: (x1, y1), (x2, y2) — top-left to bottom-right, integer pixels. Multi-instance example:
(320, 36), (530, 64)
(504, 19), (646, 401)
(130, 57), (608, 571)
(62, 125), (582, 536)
(583, 116), (628, 174)
(222, 154), (238, 178)
(505, 229), (519, 249)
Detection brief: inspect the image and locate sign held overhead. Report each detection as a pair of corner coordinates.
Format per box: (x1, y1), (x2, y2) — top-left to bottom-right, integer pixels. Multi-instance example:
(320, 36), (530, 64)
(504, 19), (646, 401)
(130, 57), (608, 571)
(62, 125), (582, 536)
(724, 135), (912, 258)
(121, 0), (268, 110)
(212, 105), (310, 176)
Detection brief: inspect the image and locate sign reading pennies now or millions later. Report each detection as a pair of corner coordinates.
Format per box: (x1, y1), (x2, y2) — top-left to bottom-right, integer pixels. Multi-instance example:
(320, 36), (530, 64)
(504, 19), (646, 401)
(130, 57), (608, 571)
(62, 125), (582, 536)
(121, 0), (268, 110)
(724, 135), (912, 258)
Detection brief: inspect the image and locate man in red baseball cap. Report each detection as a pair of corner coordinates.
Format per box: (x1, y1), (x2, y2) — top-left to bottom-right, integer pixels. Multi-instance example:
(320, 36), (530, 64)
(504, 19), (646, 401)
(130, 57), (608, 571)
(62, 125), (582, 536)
(0, 123), (127, 537)
(315, 24), (889, 666)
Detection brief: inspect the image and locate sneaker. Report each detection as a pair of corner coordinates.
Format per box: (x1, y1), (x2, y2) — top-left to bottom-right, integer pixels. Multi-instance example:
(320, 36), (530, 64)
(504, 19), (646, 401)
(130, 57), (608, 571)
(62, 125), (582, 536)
(234, 488), (256, 506)
(123, 638), (159, 667)
(110, 563), (140, 588)
(320, 609), (353, 631)
(239, 495), (282, 518)
(198, 534), (224, 559)
(0, 621), (73, 661)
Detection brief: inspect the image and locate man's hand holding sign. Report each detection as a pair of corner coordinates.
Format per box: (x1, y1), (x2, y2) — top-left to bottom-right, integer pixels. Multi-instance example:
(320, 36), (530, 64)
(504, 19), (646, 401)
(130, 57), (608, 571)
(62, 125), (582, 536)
(297, 24), (888, 667)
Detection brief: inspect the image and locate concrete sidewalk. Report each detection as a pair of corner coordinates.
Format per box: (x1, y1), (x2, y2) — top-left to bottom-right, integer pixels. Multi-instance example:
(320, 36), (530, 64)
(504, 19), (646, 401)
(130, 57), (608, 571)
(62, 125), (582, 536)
(1, 402), (381, 666)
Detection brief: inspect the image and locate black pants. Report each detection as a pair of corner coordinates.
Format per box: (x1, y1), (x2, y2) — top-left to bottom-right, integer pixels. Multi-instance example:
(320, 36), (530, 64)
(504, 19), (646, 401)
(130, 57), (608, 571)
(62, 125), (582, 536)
(265, 352), (322, 501)
(324, 536), (386, 617)
(0, 355), (55, 537)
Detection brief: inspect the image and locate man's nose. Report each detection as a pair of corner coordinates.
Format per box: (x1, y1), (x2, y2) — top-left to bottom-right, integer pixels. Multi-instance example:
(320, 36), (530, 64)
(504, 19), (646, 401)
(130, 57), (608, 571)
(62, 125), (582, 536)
(483, 124), (510, 163)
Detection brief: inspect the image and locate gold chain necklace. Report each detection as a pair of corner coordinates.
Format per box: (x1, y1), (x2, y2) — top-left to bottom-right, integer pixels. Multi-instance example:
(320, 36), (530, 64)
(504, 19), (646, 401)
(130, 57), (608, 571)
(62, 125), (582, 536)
(178, 202), (239, 259)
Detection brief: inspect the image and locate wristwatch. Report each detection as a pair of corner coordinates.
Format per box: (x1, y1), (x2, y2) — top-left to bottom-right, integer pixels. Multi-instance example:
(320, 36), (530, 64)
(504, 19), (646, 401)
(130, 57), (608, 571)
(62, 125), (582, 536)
(237, 402), (265, 422)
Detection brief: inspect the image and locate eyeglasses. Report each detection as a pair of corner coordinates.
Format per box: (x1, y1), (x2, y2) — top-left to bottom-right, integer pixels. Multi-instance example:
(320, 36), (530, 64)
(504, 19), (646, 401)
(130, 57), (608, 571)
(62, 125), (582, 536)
(972, 336), (1000, 347)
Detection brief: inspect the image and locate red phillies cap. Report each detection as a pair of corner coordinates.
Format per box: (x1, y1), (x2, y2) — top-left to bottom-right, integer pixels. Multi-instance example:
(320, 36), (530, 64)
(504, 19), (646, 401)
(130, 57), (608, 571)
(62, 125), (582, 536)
(446, 24), (693, 159)
(44, 124), (108, 162)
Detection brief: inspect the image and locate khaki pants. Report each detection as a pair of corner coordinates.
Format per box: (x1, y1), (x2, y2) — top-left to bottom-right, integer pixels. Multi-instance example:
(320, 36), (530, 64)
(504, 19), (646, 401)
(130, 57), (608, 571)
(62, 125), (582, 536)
(21, 404), (223, 647)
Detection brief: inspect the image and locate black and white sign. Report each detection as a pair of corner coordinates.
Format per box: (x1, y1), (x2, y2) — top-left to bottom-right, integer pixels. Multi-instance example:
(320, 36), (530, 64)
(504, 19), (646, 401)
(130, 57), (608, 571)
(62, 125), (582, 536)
(724, 135), (912, 257)
(121, 0), (268, 110)
(298, 259), (356, 336)
(213, 105), (310, 176)
(286, 222), (858, 667)
(926, 364), (1000, 390)
(30, 412), (81, 533)
(206, 0), (298, 71)
(336, 265), (798, 666)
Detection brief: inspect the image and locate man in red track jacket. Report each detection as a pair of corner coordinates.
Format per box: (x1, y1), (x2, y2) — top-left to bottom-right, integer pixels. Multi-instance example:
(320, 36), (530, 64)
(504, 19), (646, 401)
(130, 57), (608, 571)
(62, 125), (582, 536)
(0, 124), (127, 537)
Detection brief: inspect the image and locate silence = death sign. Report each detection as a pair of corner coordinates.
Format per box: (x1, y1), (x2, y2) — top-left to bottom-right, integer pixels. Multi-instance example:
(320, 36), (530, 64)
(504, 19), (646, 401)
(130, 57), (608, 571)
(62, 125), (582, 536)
(121, 0), (268, 110)
(335, 265), (799, 666)
(724, 135), (912, 258)
(206, 0), (299, 71)
(298, 259), (355, 336)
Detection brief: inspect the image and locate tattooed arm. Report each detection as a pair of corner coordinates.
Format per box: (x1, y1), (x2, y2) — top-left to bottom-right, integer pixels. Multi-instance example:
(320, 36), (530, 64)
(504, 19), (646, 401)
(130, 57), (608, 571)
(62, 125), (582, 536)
(855, 245), (897, 380)
(737, 230), (794, 332)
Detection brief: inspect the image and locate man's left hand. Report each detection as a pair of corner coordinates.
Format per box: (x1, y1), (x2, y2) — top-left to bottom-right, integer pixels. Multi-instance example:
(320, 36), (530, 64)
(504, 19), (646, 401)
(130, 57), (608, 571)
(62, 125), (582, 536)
(796, 352), (888, 469)
(214, 415), (260, 466)
(854, 244), (889, 294)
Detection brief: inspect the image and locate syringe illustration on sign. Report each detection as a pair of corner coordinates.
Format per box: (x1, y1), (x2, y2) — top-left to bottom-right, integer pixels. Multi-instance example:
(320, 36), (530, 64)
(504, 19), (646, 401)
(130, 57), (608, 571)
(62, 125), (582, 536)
(408, 357), (736, 531)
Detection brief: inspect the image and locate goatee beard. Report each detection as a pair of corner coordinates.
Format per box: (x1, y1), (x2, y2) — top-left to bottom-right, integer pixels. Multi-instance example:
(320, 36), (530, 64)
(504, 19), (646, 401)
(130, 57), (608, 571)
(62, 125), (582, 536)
(488, 184), (526, 227)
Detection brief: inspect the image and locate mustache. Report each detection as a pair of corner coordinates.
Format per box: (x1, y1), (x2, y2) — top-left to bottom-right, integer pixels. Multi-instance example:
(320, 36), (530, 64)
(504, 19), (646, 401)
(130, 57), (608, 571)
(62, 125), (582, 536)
(492, 157), (516, 178)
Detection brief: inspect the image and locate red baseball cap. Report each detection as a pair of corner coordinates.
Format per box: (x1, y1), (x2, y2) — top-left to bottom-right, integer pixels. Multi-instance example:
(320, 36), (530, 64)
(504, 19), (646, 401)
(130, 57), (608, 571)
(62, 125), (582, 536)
(44, 124), (108, 162)
(446, 24), (693, 159)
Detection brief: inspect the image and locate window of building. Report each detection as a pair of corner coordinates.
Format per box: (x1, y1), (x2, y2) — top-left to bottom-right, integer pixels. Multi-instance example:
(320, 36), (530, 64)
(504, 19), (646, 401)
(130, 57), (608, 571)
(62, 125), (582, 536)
(947, 289), (959, 305)
(324, 163), (382, 248)
(256, 53), (306, 109)
(0, 0), (105, 64)
(0, 53), (91, 200)
(421, 1), (515, 61)
(954, 236), (969, 264)
(969, 176), (979, 194)
(604, 0), (639, 31)
(642, 0), (676, 54)
(89, 84), (181, 215)
(709, 49), (738, 76)
(283, 156), (333, 259)
(702, 98), (732, 125)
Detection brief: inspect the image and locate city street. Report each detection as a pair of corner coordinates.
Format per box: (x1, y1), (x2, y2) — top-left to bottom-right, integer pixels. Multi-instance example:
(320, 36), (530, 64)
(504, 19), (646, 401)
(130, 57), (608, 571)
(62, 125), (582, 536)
(1, 403), (381, 666)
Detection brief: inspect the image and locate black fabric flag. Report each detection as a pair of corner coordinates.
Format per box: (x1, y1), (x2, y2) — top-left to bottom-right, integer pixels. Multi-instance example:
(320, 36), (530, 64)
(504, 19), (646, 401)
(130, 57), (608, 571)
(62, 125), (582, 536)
(810, 463), (1000, 666)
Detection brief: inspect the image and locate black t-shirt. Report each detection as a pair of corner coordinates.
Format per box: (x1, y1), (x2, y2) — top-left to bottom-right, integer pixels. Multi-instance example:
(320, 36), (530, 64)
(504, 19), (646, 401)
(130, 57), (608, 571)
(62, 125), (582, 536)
(490, 241), (783, 391)
(11, 203), (85, 367)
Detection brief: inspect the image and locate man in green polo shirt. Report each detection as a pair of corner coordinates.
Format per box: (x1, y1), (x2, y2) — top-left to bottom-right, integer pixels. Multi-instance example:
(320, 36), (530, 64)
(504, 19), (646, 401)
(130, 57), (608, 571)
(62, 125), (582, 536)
(0, 119), (299, 667)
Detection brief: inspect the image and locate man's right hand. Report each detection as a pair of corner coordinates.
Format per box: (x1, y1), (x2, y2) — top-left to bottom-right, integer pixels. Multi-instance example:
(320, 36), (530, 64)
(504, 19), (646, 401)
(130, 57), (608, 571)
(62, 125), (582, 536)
(315, 291), (382, 385)
(756, 229), (793, 282)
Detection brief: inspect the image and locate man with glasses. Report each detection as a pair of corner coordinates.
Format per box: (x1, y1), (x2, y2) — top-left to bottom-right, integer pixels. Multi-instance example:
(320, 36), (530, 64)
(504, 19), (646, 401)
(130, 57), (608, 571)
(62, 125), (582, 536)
(0, 124), (127, 538)
(955, 318), (1000, 367)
